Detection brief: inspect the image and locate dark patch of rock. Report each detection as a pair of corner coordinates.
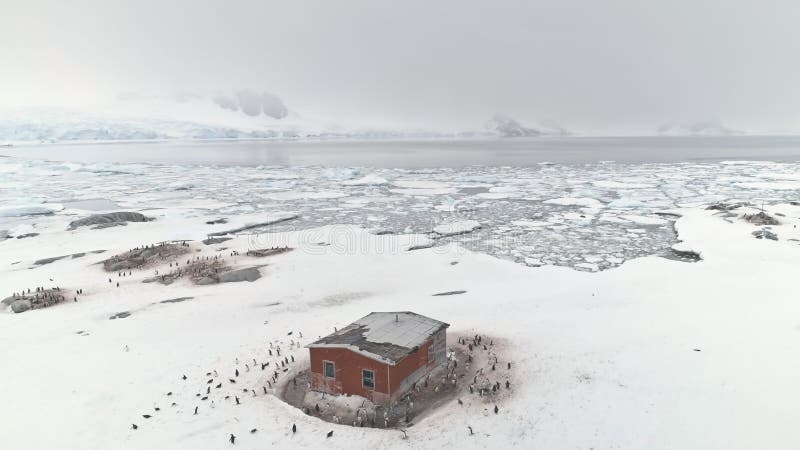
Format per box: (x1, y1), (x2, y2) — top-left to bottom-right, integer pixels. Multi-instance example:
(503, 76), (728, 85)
(34, 251), (104, 266)
(103, 243), (190, 271)
(109, 311), (131, 320)
(11, 299), (32, 313)
(68, 212), (150, 230)
(202, 237), (232, 245)
(246, 247), (292, 257)
(752, 229), (778, 240)
(407, 243), (434, 251)
(433, 290), (467, 296)
(205, 218), (228, 225)
(160, 296), (194, 304)
(207, 215), (299, 236)
(16, 233), (39, 239)
(219, 267), (261, 283)
(706, 202), (748, 211)
(743, 211), (780, 226)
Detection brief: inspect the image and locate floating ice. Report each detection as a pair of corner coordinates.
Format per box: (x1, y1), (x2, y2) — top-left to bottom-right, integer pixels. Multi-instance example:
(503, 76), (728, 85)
(0, 203), (64, 217)
(342, 174), (388, 186)
(544, 197), (605, 208)
(433, 220), (482, 236)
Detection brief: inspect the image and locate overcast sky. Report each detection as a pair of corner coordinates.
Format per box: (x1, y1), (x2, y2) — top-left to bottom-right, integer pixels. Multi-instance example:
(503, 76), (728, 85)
(1, 0), (799, 133)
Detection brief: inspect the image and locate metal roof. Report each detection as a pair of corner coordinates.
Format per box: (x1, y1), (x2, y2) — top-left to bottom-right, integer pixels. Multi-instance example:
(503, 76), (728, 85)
(307, 311), (449, 365)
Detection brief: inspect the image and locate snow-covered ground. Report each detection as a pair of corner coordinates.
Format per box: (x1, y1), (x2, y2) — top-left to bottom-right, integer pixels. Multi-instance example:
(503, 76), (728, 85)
(1, 195), (799, 449)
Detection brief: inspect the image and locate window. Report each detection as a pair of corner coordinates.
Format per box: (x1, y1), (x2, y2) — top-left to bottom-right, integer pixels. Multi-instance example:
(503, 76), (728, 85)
(324, 360), (335, 378)
(362, 369), (375, 389)
(427, 345), (435, 363)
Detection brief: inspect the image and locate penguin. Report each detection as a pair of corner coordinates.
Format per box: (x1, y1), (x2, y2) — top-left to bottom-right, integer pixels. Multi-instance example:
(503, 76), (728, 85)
(182, 375), (187, 380)
(326, 430), (333, 438)
(167, 392), (173, 396)
(492, 364), (496, 371)
(507, 362), (511, 370)
(468, 426), (474, 435)
(216, 383), (222, 389)
(207, 386), (211, 394)
(194, 406), (198, 415)
(229, 379), (236, 384)
(235, 369), (239, 377)
(250, 428), (257, 434)
(207, 378), (213, 384)
(291, 355), (295, 362)
(494, 405), (499, 414)
(201, 396), (208, 401)
(142, 414), (152, 419)
(457, 398), (463, 405)
(154, 406), (160, 411)
(263, 386), (267, 394)
(506, 380), (510, 389)
(235, 396), (240, 405)
(315, 403), (320, 413)
(229, 433), (235, 444)
(292, 424), (296, 434)
(132, 424), (138, 430)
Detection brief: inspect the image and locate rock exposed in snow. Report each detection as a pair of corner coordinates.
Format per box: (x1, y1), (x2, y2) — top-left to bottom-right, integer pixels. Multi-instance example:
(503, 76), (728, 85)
(10, 299), (32, 313)
(202, 237), (232, 245)
(743, 211), (780, 226)
(68, 212), (150, 230)
(207, 214), (299, 236)
(752, 229), (778, 240)
(218, 267), (261, 283)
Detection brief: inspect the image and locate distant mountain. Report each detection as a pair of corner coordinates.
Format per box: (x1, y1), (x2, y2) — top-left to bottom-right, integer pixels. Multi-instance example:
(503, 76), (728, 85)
(486, 114), (570, 137)
(657, 120), (743, 136)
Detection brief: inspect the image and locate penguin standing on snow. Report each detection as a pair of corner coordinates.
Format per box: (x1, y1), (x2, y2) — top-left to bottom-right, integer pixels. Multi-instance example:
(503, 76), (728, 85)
(292, 424), (296, 434)
(229, 433), (235, 444)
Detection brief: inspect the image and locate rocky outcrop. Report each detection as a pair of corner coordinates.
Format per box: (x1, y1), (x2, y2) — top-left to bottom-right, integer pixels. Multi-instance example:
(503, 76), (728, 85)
(10, 299), (31, 313)
(103, 243), (189, 271)
(219, 267), (261, 283)
(68, 212), (150, 230)
(752, 229), (778, 241)
(202, 237), (232, 245)
(743, 212), (780, 226)
(207, 215), (298, 236)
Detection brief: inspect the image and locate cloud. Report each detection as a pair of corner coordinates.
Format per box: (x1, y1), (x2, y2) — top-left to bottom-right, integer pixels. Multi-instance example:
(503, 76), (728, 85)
(1, 0), (799, 133)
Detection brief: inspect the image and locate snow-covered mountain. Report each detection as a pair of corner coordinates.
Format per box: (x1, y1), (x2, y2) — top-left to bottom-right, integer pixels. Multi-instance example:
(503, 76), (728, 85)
(0, 94), (581, 144)
(485, 114), (571, 137)
(657, 120), (743, 136)
(0, 91), (453, 143)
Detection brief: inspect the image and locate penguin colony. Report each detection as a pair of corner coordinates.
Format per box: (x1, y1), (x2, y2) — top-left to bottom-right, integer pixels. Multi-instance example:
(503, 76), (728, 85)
(129, 333), (511, 443)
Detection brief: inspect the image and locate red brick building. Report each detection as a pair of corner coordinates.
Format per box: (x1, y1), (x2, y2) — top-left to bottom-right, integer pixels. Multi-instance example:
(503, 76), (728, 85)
(307, 312), (449, 403)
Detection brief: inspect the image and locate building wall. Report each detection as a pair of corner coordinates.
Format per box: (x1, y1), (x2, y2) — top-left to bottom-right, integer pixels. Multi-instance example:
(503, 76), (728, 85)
(309, 347), (391, 401)
(309, 330), (447, 402)
(392, 330), (447, 397)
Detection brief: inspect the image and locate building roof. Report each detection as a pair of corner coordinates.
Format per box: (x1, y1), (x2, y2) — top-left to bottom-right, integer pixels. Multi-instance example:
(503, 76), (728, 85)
(307, 311), (449, 365)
